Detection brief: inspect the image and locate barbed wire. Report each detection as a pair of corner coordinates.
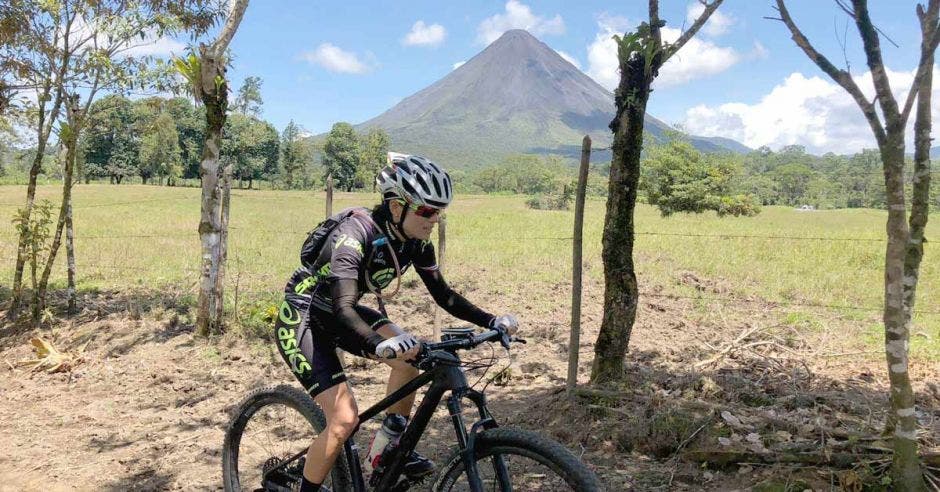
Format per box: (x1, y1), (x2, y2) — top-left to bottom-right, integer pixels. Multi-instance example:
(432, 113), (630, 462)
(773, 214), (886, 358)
(5, 255), (937, 316)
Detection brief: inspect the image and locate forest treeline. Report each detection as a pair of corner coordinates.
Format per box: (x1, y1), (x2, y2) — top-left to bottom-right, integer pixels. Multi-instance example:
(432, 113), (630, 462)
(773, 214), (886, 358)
(2, 92), (937, 212)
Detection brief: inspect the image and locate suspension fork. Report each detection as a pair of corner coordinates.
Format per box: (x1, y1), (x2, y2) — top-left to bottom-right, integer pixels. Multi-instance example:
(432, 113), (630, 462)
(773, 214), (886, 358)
(449, 390), (511, 492)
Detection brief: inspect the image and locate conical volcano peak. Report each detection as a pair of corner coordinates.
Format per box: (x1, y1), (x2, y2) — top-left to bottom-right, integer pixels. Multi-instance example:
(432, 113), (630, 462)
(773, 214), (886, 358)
(355, 30), (747, 167)
(493, 29), (538, 42)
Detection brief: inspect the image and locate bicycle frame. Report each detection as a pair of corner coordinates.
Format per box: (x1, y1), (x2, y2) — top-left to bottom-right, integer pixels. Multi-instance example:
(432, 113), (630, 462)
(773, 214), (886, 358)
(344, 349), (506, 492)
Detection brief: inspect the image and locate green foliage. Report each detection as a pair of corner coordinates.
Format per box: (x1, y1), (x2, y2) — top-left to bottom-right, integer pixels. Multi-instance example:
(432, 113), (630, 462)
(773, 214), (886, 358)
(357, 127), (390, 191)
(222, 113), (279, 188)
(139, 112), (182, 185)
(322, 122), (360, 191)
(278, 120), (313, 189)
(525, 192), (572, 210)
(11, 200), (54, 290)
(472, 154), (572, 195)
(640, 138), (760, 217)
(232, 76), (263, 117)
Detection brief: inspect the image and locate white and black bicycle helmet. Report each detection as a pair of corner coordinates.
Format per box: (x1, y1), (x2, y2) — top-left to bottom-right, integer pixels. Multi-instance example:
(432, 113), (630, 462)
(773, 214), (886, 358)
(376, 152), (452, 209)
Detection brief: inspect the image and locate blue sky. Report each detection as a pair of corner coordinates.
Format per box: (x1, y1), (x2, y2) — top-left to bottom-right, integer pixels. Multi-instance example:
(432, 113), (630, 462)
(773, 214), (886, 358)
(164, 1), (936, 154)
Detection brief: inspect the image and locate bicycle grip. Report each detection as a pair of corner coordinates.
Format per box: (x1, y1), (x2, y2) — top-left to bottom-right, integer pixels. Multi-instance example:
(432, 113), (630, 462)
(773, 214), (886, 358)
(381, 347), (396, 359)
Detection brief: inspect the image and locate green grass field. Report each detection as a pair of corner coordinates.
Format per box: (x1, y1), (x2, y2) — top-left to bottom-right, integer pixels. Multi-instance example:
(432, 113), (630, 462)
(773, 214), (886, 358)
(1, 184), (937, 358)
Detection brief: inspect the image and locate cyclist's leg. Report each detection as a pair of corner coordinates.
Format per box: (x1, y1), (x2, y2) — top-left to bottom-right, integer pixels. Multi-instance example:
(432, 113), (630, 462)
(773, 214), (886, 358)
(274, 293), (355, 485)
(307, 381), (358, 483)
(374, 322), (420, 416)
(329, 305), (420, 416)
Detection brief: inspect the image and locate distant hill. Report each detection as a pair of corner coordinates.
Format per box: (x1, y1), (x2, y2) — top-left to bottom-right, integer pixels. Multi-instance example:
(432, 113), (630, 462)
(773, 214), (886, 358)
(349, 29), (748, 169)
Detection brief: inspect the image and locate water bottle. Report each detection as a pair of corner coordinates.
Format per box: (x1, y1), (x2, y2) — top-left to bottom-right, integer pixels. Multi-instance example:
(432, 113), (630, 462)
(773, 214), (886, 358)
(364, 414), (407, 476)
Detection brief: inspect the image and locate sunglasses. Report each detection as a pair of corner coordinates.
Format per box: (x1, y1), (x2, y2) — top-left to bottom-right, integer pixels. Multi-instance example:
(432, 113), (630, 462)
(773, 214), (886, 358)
(398, 200), (443, 218)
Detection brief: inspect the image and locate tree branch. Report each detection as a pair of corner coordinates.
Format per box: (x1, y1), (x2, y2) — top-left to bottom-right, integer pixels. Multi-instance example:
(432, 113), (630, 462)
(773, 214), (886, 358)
(664, 0), (725, 62)
(899, 0), (940, 126)
(851, 0), (901, 124)
(774, 0), (887, 147)
(209, 0), (249, 59)
(649, 0), (663, 49)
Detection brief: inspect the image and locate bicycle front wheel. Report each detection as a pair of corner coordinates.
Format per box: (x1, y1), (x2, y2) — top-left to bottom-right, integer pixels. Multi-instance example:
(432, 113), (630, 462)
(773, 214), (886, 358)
(222, 384), (352, 492)
(433, 428), (602, 491)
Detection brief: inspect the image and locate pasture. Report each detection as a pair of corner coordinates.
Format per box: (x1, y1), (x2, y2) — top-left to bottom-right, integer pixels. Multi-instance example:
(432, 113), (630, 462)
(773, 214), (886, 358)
(0, 184), (937, 357)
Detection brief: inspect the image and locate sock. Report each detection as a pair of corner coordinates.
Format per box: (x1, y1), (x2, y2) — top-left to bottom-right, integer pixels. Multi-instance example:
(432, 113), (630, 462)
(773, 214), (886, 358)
(299, 476), (321, 492)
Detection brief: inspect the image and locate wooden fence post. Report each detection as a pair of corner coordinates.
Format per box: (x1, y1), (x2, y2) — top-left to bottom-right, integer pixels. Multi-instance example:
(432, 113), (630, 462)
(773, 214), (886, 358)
(433, 215), (447, 341)
(567, 135), (591, 395)
(325, 173), (333, 218)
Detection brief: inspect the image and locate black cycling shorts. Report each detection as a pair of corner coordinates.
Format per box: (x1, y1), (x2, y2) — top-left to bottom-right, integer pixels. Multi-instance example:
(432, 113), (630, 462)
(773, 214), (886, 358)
(274, 275), (390, 397)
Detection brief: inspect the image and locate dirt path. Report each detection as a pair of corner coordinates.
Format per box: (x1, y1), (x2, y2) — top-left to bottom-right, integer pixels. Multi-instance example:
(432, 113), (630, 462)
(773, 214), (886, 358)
(1, 280), (937, 491)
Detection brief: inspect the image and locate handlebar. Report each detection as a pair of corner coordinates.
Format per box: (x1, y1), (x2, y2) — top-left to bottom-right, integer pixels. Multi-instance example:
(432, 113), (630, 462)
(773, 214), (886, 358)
(379, 326), (525, 362)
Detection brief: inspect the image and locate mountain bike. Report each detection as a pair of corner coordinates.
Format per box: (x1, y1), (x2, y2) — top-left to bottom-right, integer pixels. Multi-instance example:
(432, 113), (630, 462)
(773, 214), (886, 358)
(222, 325), (602, 491)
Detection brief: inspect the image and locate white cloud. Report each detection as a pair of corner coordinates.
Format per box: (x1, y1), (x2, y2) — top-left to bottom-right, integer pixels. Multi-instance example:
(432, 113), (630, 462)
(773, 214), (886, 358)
(686, 2), (734, 37)
(476, 0), (565, 45)
(749, 40), (769, 60)
(452, 61), (466, 70)
(681, 67), (940, 154)
(586, 17), (739, 90)
(557, 50), (581, 70)
(656, 27), (739, 87)
(402, 21), (446, 47)
(301, 43), (371, 74)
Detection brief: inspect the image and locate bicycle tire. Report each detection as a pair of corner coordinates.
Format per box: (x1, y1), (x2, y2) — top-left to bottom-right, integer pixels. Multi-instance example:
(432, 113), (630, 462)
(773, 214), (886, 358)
(222, 384), (353, 492)
(433, 428), (602, 491)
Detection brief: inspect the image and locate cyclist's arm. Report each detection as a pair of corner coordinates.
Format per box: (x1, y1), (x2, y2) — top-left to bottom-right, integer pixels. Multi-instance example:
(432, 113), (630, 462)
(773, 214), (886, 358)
(326, 220), (385, 355)
(414, 241), (495, 328)
(331, 278), (385, 354)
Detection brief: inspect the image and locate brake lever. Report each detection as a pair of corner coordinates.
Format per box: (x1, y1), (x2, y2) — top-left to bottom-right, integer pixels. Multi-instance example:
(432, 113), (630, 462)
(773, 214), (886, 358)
(512, 337), (527, 344)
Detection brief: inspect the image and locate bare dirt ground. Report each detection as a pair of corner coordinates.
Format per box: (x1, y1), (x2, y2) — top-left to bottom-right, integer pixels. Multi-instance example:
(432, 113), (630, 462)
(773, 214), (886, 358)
(1, 275), (938, 491)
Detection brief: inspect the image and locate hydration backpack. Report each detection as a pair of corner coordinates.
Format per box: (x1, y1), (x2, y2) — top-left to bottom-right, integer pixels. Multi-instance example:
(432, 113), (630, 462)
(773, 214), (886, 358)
(299, 207), (371, 270)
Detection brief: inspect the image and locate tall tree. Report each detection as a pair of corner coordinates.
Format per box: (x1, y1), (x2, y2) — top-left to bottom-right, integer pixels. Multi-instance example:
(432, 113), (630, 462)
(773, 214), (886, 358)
(322, 122), (361, 191)
(4, 0), (72, 319)
(175, 0), (251, 336)
(222, 113), (278, 189)
(774, 1), (939, 488)
(592, 0), (725, 382)
(358, 127), (390, 191)
(139, 112), (183, 185)
(279, 120), (310, 189)
(232, 75), (263, 117)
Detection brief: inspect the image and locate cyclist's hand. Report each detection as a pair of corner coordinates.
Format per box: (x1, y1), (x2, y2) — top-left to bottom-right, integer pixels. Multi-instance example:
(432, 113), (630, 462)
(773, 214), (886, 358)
(490, 314), (519, 336)
(376, 333), (420, 360)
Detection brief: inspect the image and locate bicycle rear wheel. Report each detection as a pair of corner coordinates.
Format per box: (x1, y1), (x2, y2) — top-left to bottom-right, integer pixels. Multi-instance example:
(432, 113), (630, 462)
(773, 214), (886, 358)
(433, 428), (601, 491)
(222, 385), (352, 492)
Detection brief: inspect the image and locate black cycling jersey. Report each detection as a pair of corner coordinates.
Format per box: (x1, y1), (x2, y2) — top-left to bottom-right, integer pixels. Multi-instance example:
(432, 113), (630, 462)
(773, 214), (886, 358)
(274, 204), (495, 397)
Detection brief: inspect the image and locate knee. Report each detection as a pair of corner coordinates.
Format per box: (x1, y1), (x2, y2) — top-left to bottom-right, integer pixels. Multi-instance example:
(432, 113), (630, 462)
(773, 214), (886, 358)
(386, 358), (419, 375)
(328, 410), (359, 441)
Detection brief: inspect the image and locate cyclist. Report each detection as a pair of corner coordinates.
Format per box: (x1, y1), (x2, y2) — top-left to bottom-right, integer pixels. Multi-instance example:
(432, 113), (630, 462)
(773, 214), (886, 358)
(274, 152), (518, 492)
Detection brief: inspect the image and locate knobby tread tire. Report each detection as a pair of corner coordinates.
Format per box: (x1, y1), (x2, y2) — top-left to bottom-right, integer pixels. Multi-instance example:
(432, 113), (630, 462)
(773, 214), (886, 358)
(433, 427), (602, 491)
(222, 384), (353, 492)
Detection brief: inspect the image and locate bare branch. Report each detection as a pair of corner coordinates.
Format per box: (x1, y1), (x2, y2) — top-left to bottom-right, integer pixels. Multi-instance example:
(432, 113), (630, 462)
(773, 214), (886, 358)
(209, 0), (249, 59)
(834, 0), (855, 19)
(664, 0), (725, 62)
(835, 0), (899, 48)
(899, 0), (940, 125)
(851, 0), (902, 124)
(774, 0), (887, 146)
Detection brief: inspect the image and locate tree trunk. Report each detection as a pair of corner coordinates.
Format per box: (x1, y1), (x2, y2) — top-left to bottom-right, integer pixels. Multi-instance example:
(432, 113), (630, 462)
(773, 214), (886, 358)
(36, 106), (80, 321)
(219, 163), (232, 324)
(65, 205), (76, 316)
(879, 136), (924, 489)
(592, 55), (653, 383)
(10, 83), (64, 320)
(196, 49), (229, 337)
